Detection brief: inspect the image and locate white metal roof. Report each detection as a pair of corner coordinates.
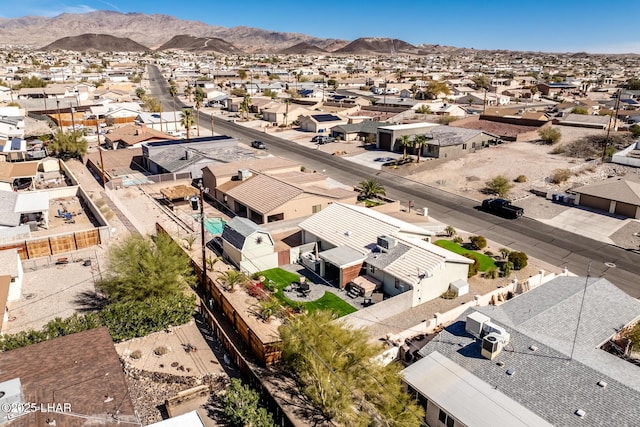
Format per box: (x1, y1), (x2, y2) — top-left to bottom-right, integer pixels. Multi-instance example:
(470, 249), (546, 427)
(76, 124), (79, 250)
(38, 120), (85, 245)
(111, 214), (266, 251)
(378, 122), (439, 131)
(14, 192), (49, 213)
(403, 352), (554, 427)
(147, 410), (205, 427)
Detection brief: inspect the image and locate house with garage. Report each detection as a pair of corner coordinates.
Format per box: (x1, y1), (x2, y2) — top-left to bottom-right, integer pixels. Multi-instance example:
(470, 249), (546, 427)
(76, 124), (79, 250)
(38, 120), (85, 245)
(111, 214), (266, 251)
(376, 123), (439, 151)
(299, 113), (348, 133)
(220, 216), (278, 274)
(419, 126), (498, 159)
(330, 120), (390, 142)
(572, 176), (640, 218)
(104, 124), (177, 150)
(402, 276), (640, 427)
(202, 157), (357, 224)
(261, 103), (309, 127)
(298, 203), (471, 306)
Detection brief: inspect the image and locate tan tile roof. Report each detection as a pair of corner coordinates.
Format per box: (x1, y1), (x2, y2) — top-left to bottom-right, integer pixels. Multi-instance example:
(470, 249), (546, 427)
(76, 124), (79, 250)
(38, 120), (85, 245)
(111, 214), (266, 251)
(0, 327), (137, 426)
(0, 161), (39, 182)
(105, 124), (177, 146)
(227, 174), (303, 214)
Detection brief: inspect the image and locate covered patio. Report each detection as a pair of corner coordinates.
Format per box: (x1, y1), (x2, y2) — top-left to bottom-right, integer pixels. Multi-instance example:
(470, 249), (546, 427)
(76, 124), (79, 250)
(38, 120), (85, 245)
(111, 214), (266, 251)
(318, 246), (366, 289)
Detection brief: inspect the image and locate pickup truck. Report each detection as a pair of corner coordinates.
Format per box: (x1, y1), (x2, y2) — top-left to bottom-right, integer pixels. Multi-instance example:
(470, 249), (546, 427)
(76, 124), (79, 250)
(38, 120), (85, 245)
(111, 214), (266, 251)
(481, 198), (524, 218)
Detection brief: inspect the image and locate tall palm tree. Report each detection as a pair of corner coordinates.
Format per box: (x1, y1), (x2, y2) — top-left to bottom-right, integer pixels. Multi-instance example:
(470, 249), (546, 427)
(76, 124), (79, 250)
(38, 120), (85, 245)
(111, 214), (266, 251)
(239, 94), (251, 120)
(356, 178), (386, 200)
(168, 83), (178, 132)
(396, 135), (412, 159)
(180, 108), (194, 139)
(194, 87), (204, 137)
(413, 134), (428, 163)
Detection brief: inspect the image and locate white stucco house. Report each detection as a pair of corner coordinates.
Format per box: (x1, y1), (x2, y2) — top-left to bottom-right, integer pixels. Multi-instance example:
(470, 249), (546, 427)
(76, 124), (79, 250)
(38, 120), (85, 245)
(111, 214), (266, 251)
(220, 216), (278, 274)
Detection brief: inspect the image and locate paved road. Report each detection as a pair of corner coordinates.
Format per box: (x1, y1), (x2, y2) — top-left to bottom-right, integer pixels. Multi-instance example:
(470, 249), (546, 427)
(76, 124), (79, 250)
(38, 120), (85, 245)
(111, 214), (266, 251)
(147, 65), (640, 298)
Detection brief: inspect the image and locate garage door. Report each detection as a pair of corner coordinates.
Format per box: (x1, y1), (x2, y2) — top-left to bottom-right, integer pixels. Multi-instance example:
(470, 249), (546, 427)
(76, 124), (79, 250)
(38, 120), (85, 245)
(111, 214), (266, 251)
(579, 194), (610, 212)
(615, 201), (638, 218)
(379, 132), (392, 151)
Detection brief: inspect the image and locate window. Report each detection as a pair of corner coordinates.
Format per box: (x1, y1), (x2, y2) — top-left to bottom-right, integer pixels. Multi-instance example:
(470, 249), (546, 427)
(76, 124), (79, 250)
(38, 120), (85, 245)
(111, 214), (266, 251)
(439, 409), (454, 427)
(312, 204), (322, 213)
(394, 278), (404, 290)
(369, 265), (376, 274)
(462, 143), (467, 150)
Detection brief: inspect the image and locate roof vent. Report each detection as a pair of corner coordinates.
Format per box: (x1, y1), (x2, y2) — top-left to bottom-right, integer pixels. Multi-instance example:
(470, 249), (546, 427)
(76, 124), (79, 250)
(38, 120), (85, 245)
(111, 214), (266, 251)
(345, 230), (352, 236)
(575, 409), (586, 418)
(506, 369), (515, 376)
(597, 381), (608, 388)
(529, 345), (538, 352)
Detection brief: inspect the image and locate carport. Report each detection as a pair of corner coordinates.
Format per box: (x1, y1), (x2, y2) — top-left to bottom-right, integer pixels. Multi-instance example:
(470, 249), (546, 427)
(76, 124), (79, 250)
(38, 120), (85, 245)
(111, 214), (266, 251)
(318, 246), (366, 289)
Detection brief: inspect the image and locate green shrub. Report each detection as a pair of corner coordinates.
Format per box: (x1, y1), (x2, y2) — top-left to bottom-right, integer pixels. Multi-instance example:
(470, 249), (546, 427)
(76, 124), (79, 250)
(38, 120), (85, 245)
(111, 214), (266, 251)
(469, 235), (487, 250)
(485, 175), (514, 197)
(453, 236), (463, 244)
(221, 379), (275, 427)
(484, 266), (499, 279)
(508, 252), (528, 270)
(464, 253), (480, 277)
(501, 261), (514, 277)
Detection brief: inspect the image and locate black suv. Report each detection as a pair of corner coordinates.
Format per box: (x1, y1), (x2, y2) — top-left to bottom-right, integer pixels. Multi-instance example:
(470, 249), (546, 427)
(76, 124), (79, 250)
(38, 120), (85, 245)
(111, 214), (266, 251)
(251, 140), (266, 149)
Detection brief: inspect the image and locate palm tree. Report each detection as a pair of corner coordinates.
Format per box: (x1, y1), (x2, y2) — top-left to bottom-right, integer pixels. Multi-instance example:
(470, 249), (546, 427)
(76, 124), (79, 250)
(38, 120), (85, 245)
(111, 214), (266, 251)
(194, 87), (204, 137)
(180, 108), (194, 139)
(219, 270), (248, 292)
(356, 178), (386, 200)
(413, 134), (428, 163)
(396, 135), (412, 159)
(168, 83), (178, 132)
(183, 85), (192, 102)
(445, 225), (456, 237)
(239, 94), (251, 120)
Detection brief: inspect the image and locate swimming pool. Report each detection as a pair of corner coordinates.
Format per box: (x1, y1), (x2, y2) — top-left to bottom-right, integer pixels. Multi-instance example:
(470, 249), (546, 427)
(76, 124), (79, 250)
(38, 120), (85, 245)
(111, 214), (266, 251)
(204, 217), (225, 235)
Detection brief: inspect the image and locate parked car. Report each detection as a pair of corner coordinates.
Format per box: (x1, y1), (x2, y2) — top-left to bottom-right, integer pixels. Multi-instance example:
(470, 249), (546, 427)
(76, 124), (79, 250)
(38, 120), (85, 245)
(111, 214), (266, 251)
(311, 135), (324, 142)
(251, 140), (266, 149)
(481, 198), (524, 218)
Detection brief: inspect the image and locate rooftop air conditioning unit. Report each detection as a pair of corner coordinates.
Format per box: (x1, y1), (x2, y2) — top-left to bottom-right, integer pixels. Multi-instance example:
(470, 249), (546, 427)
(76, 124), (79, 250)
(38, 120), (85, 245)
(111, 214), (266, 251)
(377, 235), (397, 252)
(237, 169), (252, 181)
(0, 378), (24, 421)
(465, 312), (490, 338)
(481, 333), (505, 360)
(482, 321), (511, 344)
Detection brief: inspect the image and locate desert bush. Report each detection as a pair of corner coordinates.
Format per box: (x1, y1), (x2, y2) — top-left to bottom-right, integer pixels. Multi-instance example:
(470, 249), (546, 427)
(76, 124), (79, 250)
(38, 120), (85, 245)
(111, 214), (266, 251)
(154, 346), (169, 356)
(130, 349), (142, 359)
(469, 235), (487, 250)
(508, 251), (528, 270)
(571, 107), (589, 115)
(484, 175), (514, 197)
(538, 126), (562, 144)
(441, 290), (458, 299)
(484, 267), (499, 279)
(549, 168), (572, 184)
(453, 236), (463, 244)
(549, 145), (566, 155)
(514, 175), (527, 183)
(631, 124), (640, 138)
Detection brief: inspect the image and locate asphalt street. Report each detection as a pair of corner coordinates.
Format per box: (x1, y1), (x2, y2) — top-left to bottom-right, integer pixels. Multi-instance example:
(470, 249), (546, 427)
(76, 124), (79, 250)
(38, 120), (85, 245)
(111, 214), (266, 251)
(147, 65), (640, 298)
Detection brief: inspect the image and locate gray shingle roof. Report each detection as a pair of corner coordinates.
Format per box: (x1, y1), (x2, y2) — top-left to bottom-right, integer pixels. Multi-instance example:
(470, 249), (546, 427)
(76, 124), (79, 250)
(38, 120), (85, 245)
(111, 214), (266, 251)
(0, 190), (20, 227)
(414, 277), (640, 427)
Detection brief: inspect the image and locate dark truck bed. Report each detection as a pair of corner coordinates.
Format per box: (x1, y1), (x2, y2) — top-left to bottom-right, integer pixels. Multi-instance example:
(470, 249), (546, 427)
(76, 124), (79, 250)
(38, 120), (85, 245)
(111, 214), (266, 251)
(481, 198), (524, 218)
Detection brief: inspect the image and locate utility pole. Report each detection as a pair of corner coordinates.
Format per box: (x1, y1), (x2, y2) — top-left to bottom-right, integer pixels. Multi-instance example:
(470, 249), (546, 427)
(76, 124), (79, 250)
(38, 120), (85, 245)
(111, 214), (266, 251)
(210, 113), (215, 136)
(70, 107), (76, 143)
(96, 119), (106, 187)
(56, 100), (62, 129)
(602, 88), (622, 163)
(199, 185), (207, 291)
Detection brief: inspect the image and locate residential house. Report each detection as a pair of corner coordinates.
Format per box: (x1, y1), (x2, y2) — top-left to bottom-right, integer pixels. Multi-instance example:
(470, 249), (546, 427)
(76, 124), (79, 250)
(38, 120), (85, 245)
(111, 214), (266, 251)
(104, 124), (178, 150)
(419, 126), (498, 159)
(202, 158), (357, 224)
(376, 122), (439, 151)
(403, 276), (640, 427)
(142, 136), (256, 179)
(0, 114), (25, 141)
(0, 248), (23, 331)
(135, 111), (184, 133)
(537, 82), (578, 96)
(330, 121), (390, 143)
(298, 203), (471, 305)
(0, 327), (138, 426)
(572, 176), (640, 218)
(557, 113), (611, 130)
(299, 113), (348, 133)
(261, 104), (308, 127)
(457, 92), (511, 106)
(221, 216), (278, 274)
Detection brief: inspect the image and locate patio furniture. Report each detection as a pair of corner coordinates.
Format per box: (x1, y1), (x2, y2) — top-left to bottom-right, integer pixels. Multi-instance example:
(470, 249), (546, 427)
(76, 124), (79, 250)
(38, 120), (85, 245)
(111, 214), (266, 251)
(298, 282), (310, 296)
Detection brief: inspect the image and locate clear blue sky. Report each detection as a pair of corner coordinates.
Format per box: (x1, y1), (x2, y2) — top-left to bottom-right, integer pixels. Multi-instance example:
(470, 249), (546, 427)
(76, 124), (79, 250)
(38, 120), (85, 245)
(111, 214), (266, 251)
(2, 0), (638, 54)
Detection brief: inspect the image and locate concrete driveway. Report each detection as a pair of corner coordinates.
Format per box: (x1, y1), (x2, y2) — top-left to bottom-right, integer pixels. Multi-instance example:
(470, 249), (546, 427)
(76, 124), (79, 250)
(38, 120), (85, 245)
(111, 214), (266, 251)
(538, 207), (630, 245)
(344, 150), (403, 170)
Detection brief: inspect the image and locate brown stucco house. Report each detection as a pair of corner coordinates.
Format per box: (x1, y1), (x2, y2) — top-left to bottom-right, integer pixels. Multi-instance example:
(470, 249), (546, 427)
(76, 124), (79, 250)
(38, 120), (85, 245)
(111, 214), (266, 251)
(572, 176), (640, 218)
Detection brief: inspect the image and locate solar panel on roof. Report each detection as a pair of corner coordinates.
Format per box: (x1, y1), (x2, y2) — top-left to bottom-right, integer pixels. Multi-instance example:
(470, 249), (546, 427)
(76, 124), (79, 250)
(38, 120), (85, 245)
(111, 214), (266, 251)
(313, 114), (341, 122)
(11, 138), (21, 150)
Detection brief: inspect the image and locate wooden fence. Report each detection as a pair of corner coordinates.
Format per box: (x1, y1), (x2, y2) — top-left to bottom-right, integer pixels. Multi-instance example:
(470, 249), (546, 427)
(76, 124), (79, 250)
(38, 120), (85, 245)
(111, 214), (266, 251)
(0, 229), (101, 260)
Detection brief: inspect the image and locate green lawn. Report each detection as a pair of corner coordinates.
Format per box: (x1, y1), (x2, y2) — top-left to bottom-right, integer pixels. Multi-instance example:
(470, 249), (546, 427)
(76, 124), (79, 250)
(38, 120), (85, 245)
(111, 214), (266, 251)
(434, 240), (497, 271)
(260, 268), (357, 317)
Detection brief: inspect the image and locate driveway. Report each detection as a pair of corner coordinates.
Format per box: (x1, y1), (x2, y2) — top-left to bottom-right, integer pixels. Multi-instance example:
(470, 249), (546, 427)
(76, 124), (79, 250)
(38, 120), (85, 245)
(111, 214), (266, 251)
(344, 150), (402, 170)
(538, 206), (630, 245)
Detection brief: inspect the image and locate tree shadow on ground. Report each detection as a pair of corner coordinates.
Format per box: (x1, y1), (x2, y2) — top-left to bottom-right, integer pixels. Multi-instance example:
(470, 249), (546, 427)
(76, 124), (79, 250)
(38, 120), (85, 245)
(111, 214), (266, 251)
(73, 290), (109, 312)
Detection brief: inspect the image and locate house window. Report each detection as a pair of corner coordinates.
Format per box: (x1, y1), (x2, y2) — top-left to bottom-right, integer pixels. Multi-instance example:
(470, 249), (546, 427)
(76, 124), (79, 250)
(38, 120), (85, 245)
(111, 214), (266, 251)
(369, 265), (376, 274)
(439, 409), (455, 427)
(394, 278), (404, 291)
(462, 143), (467, 150)
(312, 204), (322, 213)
